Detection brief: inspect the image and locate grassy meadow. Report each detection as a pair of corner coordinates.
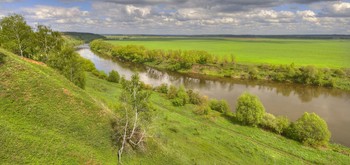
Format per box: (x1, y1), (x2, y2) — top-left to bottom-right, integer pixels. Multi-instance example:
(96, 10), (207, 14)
(107, 37), (350, 68)
(2, 47), (350, 164)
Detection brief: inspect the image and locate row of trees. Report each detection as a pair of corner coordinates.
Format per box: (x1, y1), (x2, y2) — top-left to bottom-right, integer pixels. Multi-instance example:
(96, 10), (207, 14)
(0, 14), (87, 88)
(90, 40), (349, 89)
(90, 40), (229, 70)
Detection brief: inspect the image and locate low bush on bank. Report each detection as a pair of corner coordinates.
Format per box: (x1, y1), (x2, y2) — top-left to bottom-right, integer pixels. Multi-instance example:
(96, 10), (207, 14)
(0, 52), (6, 64)
(286, 112), (331, 147)
(209, 99), (230, 115)
(108, 70), (120, 83)
(235, 93), (265, 127)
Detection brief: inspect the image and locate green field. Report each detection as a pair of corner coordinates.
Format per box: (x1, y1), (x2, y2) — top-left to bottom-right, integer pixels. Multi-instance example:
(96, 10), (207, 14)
(107, 37), (350, 68)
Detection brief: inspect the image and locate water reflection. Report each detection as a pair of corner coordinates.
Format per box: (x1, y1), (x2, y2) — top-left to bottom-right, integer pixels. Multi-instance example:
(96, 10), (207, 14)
(77, 45), (350, 147)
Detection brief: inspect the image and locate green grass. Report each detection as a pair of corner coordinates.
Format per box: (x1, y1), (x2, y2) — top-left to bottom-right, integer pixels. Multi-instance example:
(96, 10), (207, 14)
(0, 48), (117, 164)
(1, 48), (350, 164)
(107, 37), (350, 68)
(86, 72), (350, 164)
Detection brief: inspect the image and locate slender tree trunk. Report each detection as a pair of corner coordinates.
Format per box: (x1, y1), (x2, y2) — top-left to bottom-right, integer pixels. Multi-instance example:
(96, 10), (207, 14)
(118, 108), (129, 163)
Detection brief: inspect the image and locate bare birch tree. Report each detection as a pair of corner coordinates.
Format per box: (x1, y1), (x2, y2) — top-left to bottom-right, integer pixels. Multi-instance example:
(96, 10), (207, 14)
(112, 74), (151, 163)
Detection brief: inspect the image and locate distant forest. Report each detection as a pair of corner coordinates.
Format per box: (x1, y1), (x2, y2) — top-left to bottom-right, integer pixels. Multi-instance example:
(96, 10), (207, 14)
(104, 34), (350, 39)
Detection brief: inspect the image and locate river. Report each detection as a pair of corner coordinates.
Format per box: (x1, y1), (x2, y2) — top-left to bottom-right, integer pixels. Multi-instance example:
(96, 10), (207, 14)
(77, 44), (350, 147)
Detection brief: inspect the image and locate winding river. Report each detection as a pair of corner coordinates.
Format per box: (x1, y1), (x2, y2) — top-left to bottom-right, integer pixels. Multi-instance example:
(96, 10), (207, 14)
(77, 44), (350, 147)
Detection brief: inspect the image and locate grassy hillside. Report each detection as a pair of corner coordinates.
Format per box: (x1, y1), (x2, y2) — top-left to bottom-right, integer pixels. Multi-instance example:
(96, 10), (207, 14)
(107, 37), (350, 68)
(0, 48), (116, 164)
(1, 47), (350, 164)
(86, 73), (350, 164)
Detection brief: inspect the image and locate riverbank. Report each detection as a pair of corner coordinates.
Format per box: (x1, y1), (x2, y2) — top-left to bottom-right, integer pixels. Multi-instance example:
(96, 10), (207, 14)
(90, 40), (350, 91)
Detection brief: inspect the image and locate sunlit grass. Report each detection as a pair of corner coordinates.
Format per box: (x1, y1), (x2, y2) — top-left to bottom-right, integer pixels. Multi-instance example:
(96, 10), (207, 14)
(107, 37), (350, 68)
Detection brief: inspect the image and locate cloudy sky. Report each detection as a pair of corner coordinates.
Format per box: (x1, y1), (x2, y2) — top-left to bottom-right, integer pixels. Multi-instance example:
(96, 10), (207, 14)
(0, 0), (349, 34)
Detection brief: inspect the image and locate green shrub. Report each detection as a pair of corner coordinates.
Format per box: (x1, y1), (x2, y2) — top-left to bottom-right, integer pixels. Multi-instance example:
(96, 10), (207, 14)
(108, 70), (120, 83)
(194, 105), (212, 115)
(176, 85), (189, 106)
(286, 112), (331, 147)
(209, 99), (230, 115)
(171, 98), (185, 106)
(187, 89), (206, 105)
(92, 69), (108, 80)
(80, 58), (96, 72)
(248, 66), (259, 80)
(0, 52), (5, 64)
(275, 116), (290, 134)
(260, 113), (290, 134)
(333, 69), (345, 77)
(260, 113), (276, 131)
(235, 92), (265, 126)
(167, 85), (178, 99)
(156, 83), (168, 94)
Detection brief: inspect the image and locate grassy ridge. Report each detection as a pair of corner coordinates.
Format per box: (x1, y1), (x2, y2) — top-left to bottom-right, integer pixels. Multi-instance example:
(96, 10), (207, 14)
(87, 73), (350, 164)
(0, 48), (116, 164)
(107, 38), (350, 68)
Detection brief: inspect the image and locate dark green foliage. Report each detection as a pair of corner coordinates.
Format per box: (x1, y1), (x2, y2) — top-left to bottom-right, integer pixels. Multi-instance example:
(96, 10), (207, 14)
(156, 83), (168, 94)
(80, 57), (96, 72)
(0, 52), (5, 64)
(209, 99), (230, 114)
(167, 85), (178, 99)
(187, 89), (206, 105)
(248, 66), (259, 80)
(92, 69), (108, 80)
(108, 70), (120, 83)
(236, 92), (265, 126)
(333, 69), (345, 77)
(63, 32), (106, 43)
(172, 86), (189, 106)
(286, 112), (331, 147)
(47, 46), (86, 88)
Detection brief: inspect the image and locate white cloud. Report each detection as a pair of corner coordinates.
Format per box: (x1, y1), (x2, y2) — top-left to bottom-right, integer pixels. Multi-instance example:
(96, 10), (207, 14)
(23, 5), (89, 20)
(2, 0), (349, 34)
(297, 10), (319, 23)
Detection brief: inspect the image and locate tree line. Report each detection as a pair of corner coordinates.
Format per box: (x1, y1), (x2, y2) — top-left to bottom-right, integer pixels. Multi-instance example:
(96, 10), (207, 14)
(90, 39), (350, 90)
(0, 14), (89, 88)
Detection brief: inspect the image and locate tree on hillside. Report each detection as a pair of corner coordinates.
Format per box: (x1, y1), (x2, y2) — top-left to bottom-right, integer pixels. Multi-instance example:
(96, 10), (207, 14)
(0, 14), (33, 57)
(33, 24), (63, 62)
(47, 46), (86, 88)
(112, 73), (151, 163)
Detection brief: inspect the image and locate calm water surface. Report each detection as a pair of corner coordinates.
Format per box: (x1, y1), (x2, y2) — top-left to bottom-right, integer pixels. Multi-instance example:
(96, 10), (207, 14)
(77, 45), (350, 147)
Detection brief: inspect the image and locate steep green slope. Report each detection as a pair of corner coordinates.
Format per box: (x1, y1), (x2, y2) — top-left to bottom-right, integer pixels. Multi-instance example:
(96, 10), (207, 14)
(0, 48), (116, 164)
(86, 74), (350, 165)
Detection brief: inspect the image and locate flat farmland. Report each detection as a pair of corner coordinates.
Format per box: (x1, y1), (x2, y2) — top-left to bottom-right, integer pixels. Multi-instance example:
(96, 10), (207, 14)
(106, 37), (350, 68)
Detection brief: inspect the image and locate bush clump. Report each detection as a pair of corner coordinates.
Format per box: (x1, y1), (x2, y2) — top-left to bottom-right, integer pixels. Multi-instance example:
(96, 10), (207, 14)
(286, 112), (331, 147)
(156, 83), (168, 94)
(260, 113), (290, 134)
(235, 92), (265, 126)
(187, 89), (207, 105)
(209, 99), (230, 115)
(108, 70), (120, 83)
(0, 52), (6, 64)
